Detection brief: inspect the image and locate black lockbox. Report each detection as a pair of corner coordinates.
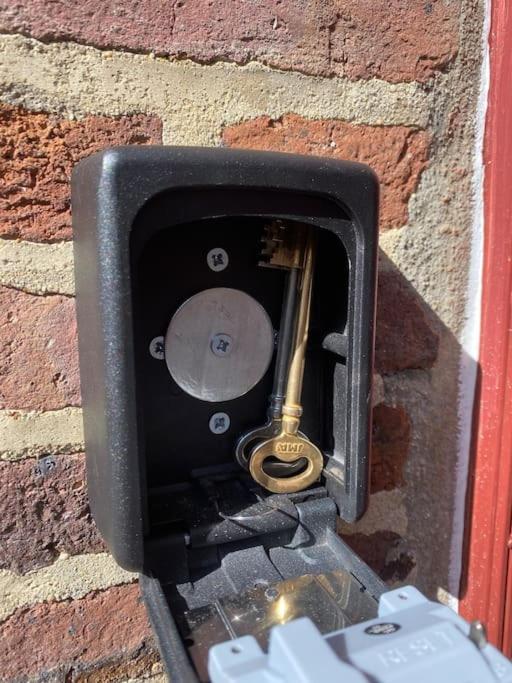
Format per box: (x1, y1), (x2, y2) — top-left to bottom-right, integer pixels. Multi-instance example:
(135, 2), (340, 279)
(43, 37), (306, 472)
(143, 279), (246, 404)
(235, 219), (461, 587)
(72, 147), (383, 682)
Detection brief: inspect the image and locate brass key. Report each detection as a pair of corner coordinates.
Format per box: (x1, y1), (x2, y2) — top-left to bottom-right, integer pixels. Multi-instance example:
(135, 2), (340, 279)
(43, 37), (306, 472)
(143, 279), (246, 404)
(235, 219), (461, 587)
(235, 222), (306, 476)
(249, 227), (323, 494)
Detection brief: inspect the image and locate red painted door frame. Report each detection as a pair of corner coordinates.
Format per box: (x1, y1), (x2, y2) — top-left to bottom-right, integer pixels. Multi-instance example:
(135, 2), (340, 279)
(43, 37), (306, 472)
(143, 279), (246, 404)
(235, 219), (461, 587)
(460, 1), (512, 654)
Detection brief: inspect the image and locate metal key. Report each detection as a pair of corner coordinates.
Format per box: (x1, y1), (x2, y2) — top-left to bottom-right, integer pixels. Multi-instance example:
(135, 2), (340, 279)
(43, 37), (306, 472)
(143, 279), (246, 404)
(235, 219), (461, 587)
(235, 222), (307, 476)
(249, 227), (323, 494)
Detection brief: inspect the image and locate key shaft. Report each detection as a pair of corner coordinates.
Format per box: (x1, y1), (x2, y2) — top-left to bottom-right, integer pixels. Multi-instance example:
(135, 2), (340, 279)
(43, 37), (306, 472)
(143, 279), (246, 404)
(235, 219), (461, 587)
(280, 228), (315, 434)
(269, 266), (300, 420)
(235, 230), (306, 474)
(249, 228), (324, 494)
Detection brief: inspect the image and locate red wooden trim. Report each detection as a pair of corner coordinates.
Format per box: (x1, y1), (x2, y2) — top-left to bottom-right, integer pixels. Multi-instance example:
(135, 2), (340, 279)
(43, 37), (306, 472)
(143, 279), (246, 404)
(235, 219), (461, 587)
(460, 0), (512, 653)
(504, 551), (512, 653)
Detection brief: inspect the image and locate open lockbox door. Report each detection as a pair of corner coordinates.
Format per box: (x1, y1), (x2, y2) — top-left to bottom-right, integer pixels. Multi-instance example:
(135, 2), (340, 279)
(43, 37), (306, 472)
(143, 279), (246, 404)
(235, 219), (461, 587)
(72, 146), (383, 682)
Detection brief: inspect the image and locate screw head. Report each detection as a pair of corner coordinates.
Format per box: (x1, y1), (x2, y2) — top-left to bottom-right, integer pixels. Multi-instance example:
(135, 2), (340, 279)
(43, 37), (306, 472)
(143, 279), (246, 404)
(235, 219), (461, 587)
(264, 587), (279, 601)
(209, 412), (230, 434)
(207, 248), (228, 272)
(210, 333), (233, 357)
(34, 455), (57, 478)
(149, 336), (165, 360)
(469, 620), (488, 649)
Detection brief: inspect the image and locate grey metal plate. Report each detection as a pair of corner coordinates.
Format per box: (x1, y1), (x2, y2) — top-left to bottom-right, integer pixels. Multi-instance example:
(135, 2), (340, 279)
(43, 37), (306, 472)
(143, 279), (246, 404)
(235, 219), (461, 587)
(165, 287), (275, 402)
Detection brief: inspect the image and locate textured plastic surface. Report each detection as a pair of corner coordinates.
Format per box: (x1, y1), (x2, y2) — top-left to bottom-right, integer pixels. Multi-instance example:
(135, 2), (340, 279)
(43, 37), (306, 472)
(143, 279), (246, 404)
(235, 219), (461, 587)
(208, 586), (512, 683)
(72, 146), (378, 572)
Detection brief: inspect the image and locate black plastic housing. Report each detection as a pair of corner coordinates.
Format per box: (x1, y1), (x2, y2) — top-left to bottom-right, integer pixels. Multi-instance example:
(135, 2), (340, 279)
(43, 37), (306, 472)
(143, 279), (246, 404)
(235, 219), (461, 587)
(72, 146), (378, 573)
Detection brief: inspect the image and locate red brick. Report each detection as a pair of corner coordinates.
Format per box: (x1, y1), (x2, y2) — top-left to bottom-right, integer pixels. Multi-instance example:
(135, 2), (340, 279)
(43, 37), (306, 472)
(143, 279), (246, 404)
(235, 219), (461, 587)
(342, 531), (416, 583)
(375, 270), (439, 374)
(328, 1), (459, 83)
(222, 115), (430, 231)
(74, 648), (160, 683)
(0, 0), (460, 83)
(0, 584), (153, 681)
(0, 453), (105, 574)
(371, 404), (410, 493)
(0, 286), (80, 411)
(0, 104), (162, 242)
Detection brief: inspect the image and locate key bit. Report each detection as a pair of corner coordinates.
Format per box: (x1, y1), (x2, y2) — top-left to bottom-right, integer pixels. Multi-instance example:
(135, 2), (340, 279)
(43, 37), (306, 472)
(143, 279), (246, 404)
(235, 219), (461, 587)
(259, 221), (307, 270)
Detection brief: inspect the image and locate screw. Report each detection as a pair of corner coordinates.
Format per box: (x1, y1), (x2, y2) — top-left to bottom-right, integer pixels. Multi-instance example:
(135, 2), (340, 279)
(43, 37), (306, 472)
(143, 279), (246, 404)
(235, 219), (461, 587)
(207, 248), (229, 272)
(265, 587), (279, 601)
(149, 336), (165, 360)
(469, 620), (488, 650)
(209, 412), (230, 434)
(254, 579), (269, 588)
(210, 333), (233, 357)
(34, 455), (57, 478)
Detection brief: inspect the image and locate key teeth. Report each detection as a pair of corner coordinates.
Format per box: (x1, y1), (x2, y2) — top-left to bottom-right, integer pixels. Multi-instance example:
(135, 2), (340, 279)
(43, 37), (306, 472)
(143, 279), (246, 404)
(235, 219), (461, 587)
(259, 225), (280, 260)
(259, 221), (303, 269)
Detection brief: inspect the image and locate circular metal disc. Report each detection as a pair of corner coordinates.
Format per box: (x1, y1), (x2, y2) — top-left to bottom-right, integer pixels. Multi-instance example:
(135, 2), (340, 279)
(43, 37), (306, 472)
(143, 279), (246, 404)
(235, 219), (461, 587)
(165, 288), (274, 402)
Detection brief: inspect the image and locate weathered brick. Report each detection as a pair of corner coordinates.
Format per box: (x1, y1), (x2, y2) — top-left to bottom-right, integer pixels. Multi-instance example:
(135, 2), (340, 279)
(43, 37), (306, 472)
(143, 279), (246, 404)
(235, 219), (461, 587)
(0, 453), (104, 573)
(375, 270), (440, 374)
(0, 286), (80, 411)
(222, 115), (430, 230)
(371, 404), (410, 493)
(327, 1), (459, 83)
(0, 0), (460, 83)
(0, 104), (162, 242)
(0, 584), (154, 681)
(73, 647), (160, 683)
(342, 531), (416, 583)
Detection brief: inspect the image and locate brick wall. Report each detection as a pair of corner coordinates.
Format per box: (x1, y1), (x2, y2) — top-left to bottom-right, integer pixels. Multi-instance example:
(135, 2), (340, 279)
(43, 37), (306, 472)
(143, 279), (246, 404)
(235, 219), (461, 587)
(0, 2), (485, 681)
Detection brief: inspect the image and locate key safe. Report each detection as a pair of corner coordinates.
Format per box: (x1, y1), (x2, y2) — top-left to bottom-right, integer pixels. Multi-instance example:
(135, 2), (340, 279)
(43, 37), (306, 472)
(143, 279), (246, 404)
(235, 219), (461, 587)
(72, 146), (382, 682)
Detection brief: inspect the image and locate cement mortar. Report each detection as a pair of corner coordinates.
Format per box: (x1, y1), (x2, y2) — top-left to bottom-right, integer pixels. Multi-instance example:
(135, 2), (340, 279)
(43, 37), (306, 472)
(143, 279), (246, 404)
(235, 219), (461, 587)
(0, 408), (84, 460)
(0, 553), (134, 623)
(0, 34), (430, 147)
(339, 489), (408, 538)
(0, 239), (75, 295)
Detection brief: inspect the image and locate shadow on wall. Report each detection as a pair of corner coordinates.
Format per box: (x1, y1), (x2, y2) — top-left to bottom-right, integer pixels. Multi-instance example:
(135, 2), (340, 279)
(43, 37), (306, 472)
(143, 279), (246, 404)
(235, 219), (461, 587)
(221, 112), (476, 602)
(340, 249), (476, 604)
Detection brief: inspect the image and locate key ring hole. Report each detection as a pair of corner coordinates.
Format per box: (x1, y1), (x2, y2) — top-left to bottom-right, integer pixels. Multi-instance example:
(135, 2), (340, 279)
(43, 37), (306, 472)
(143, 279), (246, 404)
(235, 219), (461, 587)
(262, 456), (309, 478)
